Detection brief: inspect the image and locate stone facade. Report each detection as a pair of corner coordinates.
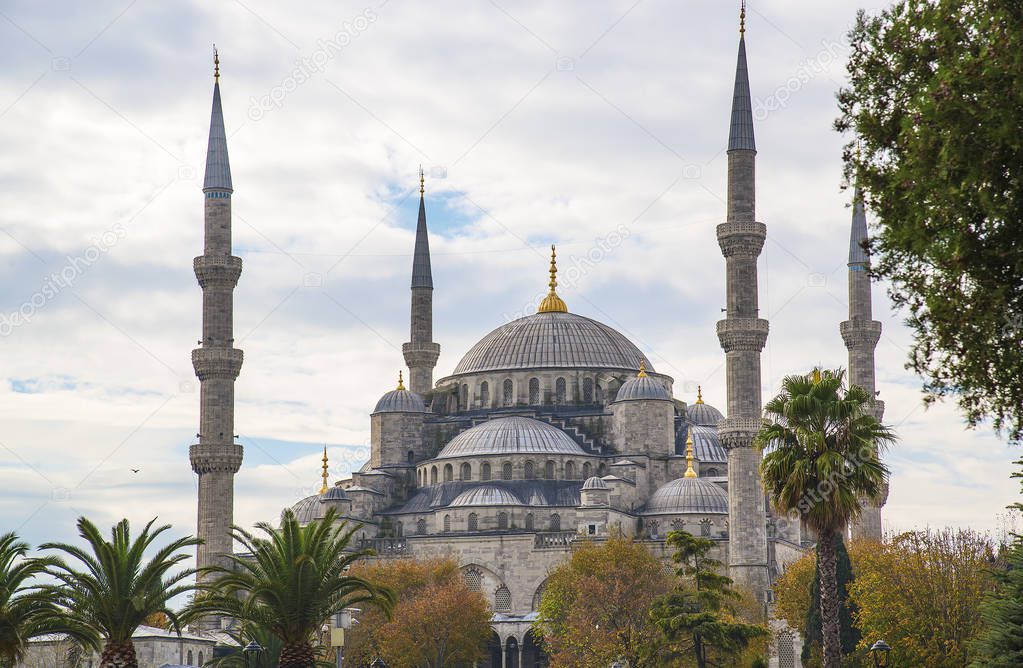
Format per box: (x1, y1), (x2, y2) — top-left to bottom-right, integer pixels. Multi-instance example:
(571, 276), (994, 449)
(19, 627), (214, 668)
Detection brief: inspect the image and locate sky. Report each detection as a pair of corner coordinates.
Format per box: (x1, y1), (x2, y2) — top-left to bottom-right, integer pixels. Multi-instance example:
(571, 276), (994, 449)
(0, 0), (1016, 560)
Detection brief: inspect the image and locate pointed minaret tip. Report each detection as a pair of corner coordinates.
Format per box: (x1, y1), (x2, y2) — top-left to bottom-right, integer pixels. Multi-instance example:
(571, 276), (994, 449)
(849, 187), (870, 267)
(203, 47), (232, 193)
(728, 1), (756, 152)
(411, 168), (433, 289)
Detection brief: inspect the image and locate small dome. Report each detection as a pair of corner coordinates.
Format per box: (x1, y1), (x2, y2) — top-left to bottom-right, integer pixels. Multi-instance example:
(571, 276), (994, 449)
(646, 477), (728, 515)
(435, 417), (586, 459)
(320, 486), (349, 503)
(685, 399), (724, 426)
(614, 374), (671, 402)
(689, 425), (727, 464)
(287, 495), (321, 524)
(449, 485), (522, 507)
(373, 388), (427, 414)
(581, 476), (609, 490)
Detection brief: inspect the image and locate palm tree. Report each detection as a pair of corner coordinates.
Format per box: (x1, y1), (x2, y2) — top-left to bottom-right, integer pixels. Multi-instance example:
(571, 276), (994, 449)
(193, 508), (395, 668)
(41, 517), (201, 668)
(0, 532), (93, 668)
(754, 368), (895, 668)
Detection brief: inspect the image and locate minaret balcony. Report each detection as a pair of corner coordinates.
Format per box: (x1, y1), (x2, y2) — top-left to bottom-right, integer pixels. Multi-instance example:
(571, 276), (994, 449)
(191, 347), (244, 380)
(189, 442), (243, 473)
(717, 416), (763, 449)
(716, 318), (769, 352)
(194, 255), (243, 288)
(402, 341), (441, 367)
(716, 221), (766, 258)
(839, 319), (882, 348)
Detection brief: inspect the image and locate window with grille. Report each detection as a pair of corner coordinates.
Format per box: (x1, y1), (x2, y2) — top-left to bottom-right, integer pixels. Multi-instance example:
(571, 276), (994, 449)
(550, 513), (561, 531)
(482, 462), (491, 481)
(503, 379), (513, 405)
(431, 466), (438, 484)
(416, 518), (427, 534)
(444, 464), (453, 482)
(525, 513), (534, 531)
(502, 462), (513, 480)
(583, 377), (593, 403)
(524, 461), (534, 479)
(443, 514), (451, 532)
(528, 378), (540, 404)
(777, 631), (795, 668)
(480, 381), (489, 407)
(468, 513), (478, 531)
(583, 462), (592, 479)
(464, 567), (482, 592)
(565, 461), (575, 479)
(461, 463), (471, 481)
(498, 512), (508, 529)
(545, 461), (555, 479)
(461, 384), (468, 409)
(555, 377), (566, 404)
(495, 585), (512, 612)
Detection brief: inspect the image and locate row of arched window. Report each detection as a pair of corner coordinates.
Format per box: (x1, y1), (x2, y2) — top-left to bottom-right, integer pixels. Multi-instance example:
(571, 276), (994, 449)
(185, 651), (204, 667)
(463, 567), (513, 613)
(428, 511), (560, 533)
(418, 460), (602, 485)
(456, 375), (609, 410)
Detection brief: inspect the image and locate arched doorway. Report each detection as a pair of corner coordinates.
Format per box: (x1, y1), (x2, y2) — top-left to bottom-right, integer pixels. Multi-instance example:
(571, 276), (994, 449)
(505, 636), (520, 668)
(486, 631), (502, 668)
(523, 630), (549, 668)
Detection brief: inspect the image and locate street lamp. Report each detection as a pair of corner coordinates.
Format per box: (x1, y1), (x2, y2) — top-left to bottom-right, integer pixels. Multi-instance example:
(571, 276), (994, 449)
(869, 639), (891, 667)
(242, 641), (264, 668)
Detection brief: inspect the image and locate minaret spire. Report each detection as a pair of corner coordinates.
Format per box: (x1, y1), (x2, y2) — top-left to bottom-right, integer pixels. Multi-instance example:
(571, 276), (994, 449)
(717, 5), (770, 602)
(320, 447), (329, 494)
(190, 51), (244, 629)
(842, 188), (886, 540)
(403, 169), (440, 396)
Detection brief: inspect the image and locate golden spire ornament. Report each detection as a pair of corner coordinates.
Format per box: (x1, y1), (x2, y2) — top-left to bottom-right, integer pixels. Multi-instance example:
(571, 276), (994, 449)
(684, 433), (698, 478)
(213, 45), (220, 81)
(696, 385), (704, 404)
(537, 245), (568, 313)
(397, 370), (406, 391)
(319, 446), (329, 494)
(419, 165), (425, 196)
(637, 361), (648, 378)
(740, 0), (746, 35)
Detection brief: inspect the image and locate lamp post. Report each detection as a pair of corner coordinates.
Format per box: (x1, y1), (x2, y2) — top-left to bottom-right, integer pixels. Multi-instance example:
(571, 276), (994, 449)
(241, 641), (264, 668)
(330, 609), (358, 668)
(869, 639), (891, 667)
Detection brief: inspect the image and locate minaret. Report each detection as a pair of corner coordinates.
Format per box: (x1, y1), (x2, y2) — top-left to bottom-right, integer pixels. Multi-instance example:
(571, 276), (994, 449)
(402, 168), (440, 397)
(189, 50), (243, 612)
(841, 189), (885, 540)
(716, 3), (770, 601)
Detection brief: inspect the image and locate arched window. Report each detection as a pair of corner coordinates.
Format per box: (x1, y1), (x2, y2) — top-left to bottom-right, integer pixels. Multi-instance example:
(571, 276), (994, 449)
(524, 461), (535, 480)
(495, 585), (512, 612)
(187, 651), (193, 666)
(480, 381), (490, 407)
(565, 461), (575, 479)
(555, 377), (567, 404)
(417, 469), (422, 486)
(464, 567), (482, 592)
(198, 653), (203, 667)
(461, 384), (469, 409)
(503, 379), (513, 406)
(700, 519), (712, 537)
(395, 521), (403, 537)
(550, 513), (561, 532)
(706, 467), (720, 476)
(583, 377), (593, 403)
(443, 514), (451, 532)
(444, 464), (453, 482)
(528, 377), (540, 404)
(502, 462), (513, 480)
(407, 449), (415, 463)
(430, 466), (438, 485)
(498, 512), (508, 530)
(417, 518), (427, 534)
(482, 462), (492, 481)
(597, 462), (607, 476)
(778, 631), (796, 668)
(545, 460), (555, 479)
(582, 462), (592, 479)
(460, 462), (471, 481)
(525, 513), (534, 531)
(468, 512), (479, 532)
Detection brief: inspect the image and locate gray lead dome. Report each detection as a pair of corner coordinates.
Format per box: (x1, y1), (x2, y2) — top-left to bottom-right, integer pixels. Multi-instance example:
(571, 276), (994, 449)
(452, 311), (652, 375)
(645, 477), (729, 515)
(685, 401), (724, 426)
(614, 375), (671, 402)
(435, 417), (586, 459)
(372, 388), (427, 414)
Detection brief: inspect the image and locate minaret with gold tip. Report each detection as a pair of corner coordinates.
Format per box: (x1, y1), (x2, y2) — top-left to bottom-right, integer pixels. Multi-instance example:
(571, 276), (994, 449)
(716, 3), (770, 601)
(842, 189), (886, 540)
(684, 433), (698, 478)
(403, 168), (441, 397)
(190, 49), (244, 624)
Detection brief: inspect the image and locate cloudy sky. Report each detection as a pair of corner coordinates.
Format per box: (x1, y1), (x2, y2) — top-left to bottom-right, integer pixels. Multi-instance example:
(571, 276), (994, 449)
(0, 0), (1014, 558)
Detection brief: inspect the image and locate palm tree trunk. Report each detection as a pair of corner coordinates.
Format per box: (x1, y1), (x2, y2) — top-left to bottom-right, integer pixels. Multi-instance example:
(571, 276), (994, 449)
(817, 529), (842, 668)
(278, 643), (315, 668)
(100, 640), (137, 668)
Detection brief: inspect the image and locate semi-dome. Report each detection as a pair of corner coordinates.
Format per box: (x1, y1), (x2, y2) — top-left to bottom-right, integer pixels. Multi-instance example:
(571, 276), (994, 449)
(581, 476), (609, 490)
(684, 387), (724, 426)
(614, 367), (671, 402)
(645, 476), (729, 515)
(449, 485), (522, 507)
(287, 495), (321, 524)
(451, 311), (653, 376)
(689, 425), (727, 464)
(320, 486), (349, 502)
(435, 417), (587, 459)
(373, 373), (427, 414)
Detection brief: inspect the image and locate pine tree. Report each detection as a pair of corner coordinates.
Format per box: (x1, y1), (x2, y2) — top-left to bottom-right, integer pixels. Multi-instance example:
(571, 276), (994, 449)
(802, 533), (860, 664)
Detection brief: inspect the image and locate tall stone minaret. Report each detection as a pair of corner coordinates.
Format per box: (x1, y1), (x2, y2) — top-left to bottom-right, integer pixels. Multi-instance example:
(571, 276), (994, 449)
(402, 168), (440, 397)
(189, 51), (243, 607)
(842, 189), (886, 540)
(716, 5), (770, 601)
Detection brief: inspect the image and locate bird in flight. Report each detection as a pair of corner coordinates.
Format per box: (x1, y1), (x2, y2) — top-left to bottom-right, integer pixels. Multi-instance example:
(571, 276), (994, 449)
(131, 469), (140, 474)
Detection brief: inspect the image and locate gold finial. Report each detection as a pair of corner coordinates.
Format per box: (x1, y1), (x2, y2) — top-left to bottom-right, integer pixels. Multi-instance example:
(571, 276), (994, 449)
(740, 1), (746, 36)
(397, 370), (406, 391)
(811, 368), (822, 384)
(537, 244), (568, 313)
(419, 165), (425, 197)
(213, 45), (220, 81)
(696, 385), (704, 404)
(637, 361), (648, 378)
(684, 433), (698, 478)
(319, 446), (329, 494)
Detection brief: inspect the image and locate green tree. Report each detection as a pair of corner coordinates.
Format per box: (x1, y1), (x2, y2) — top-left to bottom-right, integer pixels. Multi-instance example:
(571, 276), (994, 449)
(801, 534), (860, 664)
(41, 517), (201, 668)
(755, 368), (895, 668)
(0, 532), (92, 668)
(193, 509), (394, 668)
(836, 0), (1023, 441)
(650, 531), (768, 668)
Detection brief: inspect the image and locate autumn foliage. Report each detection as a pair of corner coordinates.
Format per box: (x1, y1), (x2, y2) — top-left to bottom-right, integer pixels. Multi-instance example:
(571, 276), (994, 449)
(346, 558), (491, 668)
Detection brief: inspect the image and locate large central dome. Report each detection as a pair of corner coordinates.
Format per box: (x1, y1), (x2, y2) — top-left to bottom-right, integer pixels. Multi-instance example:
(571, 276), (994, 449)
(452, 311), (653, 375)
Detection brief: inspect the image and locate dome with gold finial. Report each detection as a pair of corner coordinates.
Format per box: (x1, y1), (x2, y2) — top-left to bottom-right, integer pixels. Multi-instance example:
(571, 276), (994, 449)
(684, 385), (724, 426)
(614, 362), (671, 403)
(372, 371), (428, 414)
(537, 245), (568, 314)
